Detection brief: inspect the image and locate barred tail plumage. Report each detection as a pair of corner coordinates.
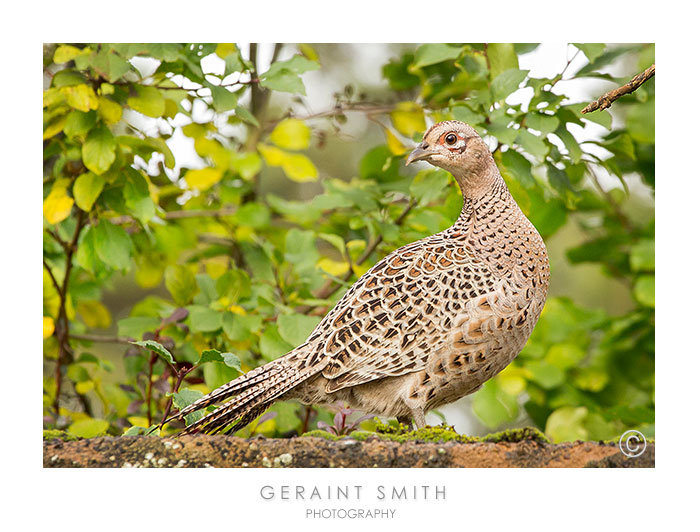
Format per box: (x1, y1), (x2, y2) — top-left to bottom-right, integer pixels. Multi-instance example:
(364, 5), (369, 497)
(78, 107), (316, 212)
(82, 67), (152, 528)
(163, 347), (318, 435)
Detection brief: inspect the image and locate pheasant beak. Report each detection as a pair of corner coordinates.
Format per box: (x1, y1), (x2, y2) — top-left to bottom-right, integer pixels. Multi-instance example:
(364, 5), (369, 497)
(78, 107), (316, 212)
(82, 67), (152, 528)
(406, 145), (436, 165)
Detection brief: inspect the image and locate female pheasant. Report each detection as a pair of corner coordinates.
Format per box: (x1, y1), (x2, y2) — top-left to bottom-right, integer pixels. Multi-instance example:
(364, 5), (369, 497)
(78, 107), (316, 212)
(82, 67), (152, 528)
(167, 120), (549, 434)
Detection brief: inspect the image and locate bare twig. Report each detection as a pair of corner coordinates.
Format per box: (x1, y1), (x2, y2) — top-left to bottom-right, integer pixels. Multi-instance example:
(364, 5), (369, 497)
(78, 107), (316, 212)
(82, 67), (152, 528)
(69, 333), (133, 345)
(109, 206), (238, 225)
(581, 64), (655, 114)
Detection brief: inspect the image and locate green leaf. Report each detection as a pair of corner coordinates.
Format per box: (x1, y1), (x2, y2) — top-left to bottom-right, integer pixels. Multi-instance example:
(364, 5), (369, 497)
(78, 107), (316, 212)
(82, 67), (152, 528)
(82, 124), (116, 175)
(545, 406), (588, 443)
(545, 344), (586, 370)
(491, 68), (528, 101)
(412, 43), (462, 68)
(131, 340), (175, 365)
(525, 112), (560, 135)
(67, 418), (110, 438)
(516, 129), (548, 160)
(260, 69), (306, 94)
(92, 49), (131, 82)
(451, 104), (483, 126)
(573, 43), (606, 64)
(123, 168), (156, 223)
(487, 43), (520, 78)
(73, 172), (105, 211)
(203, 361), (241, 390)
(94, 219), (132, 270)
(127, 85), (165, 118)
(210, 85), (238, 113)
(234, 105), (260, 127)
(277, 314), (321, 346)
(187, 305), (223, 332)
(284, 228), (319, 269)
(554, 124), (582, 163)
(626, 99), (655, 144)
(634, 275), (655, 307)
(223, 313), (263, 342)
(259, 55), (319, 96)
(169, 388), (205, 426)
(64, 110), (97, 138)
(630, 239), (655, 272)
(197, 349), (242, 372)
(117, 316), (160, 340)
(164, 265), (198, 306)
(143, 137), (175, 169)
(410, 169), (451, 206)
(232, 202), (270, 229)
(260, 325), (294, 360)
(216, 269), (252, 302)
(500, 149), (535, 187)
(472, 380), (519, 429)
(527, 360), (566, 389)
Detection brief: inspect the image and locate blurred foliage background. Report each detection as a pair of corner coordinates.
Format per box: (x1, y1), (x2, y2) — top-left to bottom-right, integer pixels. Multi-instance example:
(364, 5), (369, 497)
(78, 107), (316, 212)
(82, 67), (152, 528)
(42, 43), (654, 442)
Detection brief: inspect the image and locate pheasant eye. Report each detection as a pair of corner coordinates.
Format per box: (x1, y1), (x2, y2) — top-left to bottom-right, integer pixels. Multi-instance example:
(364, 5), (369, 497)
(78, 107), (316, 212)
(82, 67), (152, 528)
(445, 133), (457, 145)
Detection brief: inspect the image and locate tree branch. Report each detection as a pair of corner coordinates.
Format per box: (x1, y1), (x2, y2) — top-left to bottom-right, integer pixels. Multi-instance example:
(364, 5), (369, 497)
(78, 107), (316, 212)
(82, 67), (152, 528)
(581, 64), (655, 114)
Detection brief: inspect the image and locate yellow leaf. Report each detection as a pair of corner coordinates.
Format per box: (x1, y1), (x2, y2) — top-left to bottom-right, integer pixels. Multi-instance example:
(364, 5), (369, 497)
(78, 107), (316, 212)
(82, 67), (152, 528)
(97, 96), (122, 124)
(62, 84), (99, 113)
(134, 253), (164, 288)
(43, 317), (55, 339)
(215, 43), (237, 59)
(390, 102), (426, 137)
(194, 137), (230, 168)
(298, 44), (319, 62)
(204, 257), (229, 279)
(184, 167), (223, 190)
(43, 115), (67, 140)
(77, 300), (112, 329)
(353, 264), (370, 277)
(54, 45), (92, 64)
(43, 88), (66, 108)
(127, 416), (150, 428)
(317, 258), (349, 277)
(75, 381), (95, 394)
(269, 118), (311, 150)
(385, 128), (407, 155)
(228, 305), (246, 316)
(497, 366), (527, 395)
(43, 180), (74, 224)
(257, 143), (286, 165)
(281, 152), (318, 182)
(258, 144), (318, 182)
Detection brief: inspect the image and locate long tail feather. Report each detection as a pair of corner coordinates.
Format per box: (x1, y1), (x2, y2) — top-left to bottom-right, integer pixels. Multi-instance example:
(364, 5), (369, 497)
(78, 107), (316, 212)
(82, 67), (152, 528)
(166, 347), (320, 435)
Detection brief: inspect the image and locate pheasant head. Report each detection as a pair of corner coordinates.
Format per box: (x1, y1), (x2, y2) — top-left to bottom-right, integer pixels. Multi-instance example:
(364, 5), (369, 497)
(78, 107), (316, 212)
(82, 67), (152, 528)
(406, 120), (498, 197)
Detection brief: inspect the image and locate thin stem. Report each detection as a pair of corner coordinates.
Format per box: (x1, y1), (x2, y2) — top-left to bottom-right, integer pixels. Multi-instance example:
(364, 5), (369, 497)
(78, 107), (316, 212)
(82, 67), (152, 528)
(69, 333), (133, 345)
(109, 205), (238, 225)
(53, 209), (86, 415)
